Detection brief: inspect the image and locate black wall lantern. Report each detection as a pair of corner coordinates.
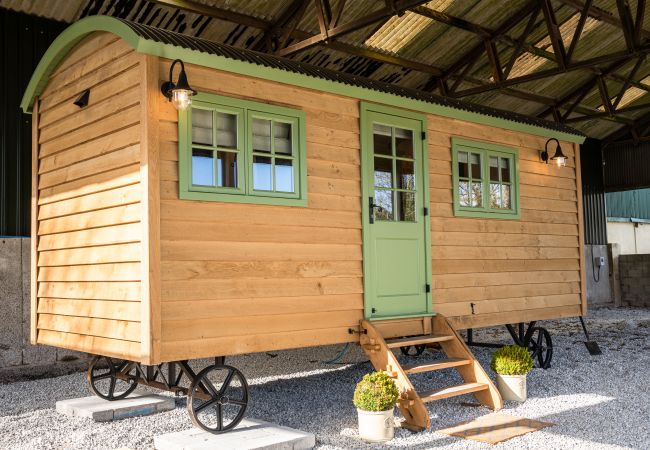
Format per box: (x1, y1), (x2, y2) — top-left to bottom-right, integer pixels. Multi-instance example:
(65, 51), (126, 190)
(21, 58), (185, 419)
(541, 138), (567, 167)
(161, 59), (196, 111)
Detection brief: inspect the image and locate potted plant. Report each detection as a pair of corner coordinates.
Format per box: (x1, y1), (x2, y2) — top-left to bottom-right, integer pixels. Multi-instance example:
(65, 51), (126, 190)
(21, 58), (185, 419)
(490, 345), (534, 402)
(353, 371), (399, 442)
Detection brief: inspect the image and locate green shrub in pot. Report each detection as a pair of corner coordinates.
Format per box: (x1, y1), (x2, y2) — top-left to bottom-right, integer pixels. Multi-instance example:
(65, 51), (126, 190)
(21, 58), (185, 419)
(491, 345), (534, 402)
(353, 371), (399, 442)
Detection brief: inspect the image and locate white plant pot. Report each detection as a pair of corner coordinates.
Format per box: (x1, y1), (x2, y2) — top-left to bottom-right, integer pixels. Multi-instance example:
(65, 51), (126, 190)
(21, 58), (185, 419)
(357, 408), (394, 443)
(496, 373), (527, 402)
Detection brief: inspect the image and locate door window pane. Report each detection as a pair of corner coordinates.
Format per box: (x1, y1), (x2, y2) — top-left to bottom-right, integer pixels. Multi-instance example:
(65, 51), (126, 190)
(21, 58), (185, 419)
(395, 128), (413, 158)
(275, 158), (294, 192)
(192, 148), (214, 186)
(397, 191), (416, 222)
(216, 151), (237, 188)
(397, 160), (415, 190)
(252, 118), (272, 153)
(216, 112), (237, 149)
(458, 151), (468, 178)
(274, 122), (292, 154)
(500, 157), (511, 182)
(373, 124), (392, 156)
(374, 190), (393, 221)
(253, 155), (272, 190)
(374, 157), (393, 188)
(192, 109), (213, 145)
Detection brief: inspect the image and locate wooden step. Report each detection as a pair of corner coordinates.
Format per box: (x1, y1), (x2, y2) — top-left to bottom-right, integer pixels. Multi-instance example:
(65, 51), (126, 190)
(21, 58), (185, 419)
(385, 334), (454, 349)
(419, 382), (489, 402)
(403, 358), (472, 374)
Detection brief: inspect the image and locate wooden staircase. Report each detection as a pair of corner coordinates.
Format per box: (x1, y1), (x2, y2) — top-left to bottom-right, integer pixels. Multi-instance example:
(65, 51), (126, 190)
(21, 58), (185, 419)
(360, 315), (502, 431)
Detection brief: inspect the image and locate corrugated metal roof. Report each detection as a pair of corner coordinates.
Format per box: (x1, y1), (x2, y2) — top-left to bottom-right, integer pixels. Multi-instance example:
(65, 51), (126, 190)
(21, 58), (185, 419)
(116, 18), (583, 136)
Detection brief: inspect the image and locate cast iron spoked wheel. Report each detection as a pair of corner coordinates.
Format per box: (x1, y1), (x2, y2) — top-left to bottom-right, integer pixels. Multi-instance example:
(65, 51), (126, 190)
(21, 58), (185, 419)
(527, 327), (553, 369)
(400, 344), (426, 356)
(187, 364), (249, 434)
(87, 356), (138, 400)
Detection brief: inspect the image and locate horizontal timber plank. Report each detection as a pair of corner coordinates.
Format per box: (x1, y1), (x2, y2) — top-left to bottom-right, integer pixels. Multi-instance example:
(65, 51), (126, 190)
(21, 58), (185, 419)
(307, 142), (361, 165)
(307, 125), (359, 149)
(162, 240), (362, 261)
(160, 326), (356, 361)
(447, 304), (582, 330)
(431, 245), (578, 260)
(432, 281), (580, 303)
(430, 258), (580, 274)
(430, 270), (580, 289)
(38, 262), (141, 282)
(429, 203), (577, 224)
(162, 277), (363, 301)
(161, 260), (362, 280)
(161, 309), (363, 341)
(38, 184), (140, 220)
(434, 293), (581, 317)
(161, 294), (363, 320)
(307, 193), (361, 212)
(160, 200), (360, 229)
(38, 243), (141, 266)
(37, 329), (141, 361)
(38, 222), (140, 251)
(428, 142), (576, 168)
(39, 145), (140, 190)
(429, 217), (577, 236)
(519, 183), (577, 201)
(38, 164), (140, 205)
(50, 33), (119, 77)
(161, 220), (360, 244)
(38, 297), (141, 321)
(38, 313), (140, 342)
(304, 107), (359, 133)
(39, 125), (140, 175)
(38, 281), (141, 301)
(307, 158), (360, 181)
(38, 203), (140, 235)
(431, 231), (578, 248)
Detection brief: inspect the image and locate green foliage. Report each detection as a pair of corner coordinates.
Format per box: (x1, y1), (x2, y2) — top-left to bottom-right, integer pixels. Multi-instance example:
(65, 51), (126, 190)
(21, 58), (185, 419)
(353, 371), (399, 412)
(490, 345), (534, 375)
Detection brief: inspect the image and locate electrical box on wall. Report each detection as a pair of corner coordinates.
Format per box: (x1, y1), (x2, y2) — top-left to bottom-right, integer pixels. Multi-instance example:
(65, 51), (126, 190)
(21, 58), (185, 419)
(594, 256), (605, 267)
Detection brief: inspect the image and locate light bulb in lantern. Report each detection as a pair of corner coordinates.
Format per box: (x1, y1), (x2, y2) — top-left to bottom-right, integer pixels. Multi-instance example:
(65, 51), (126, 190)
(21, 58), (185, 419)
(172, 89), (193, 110)
(161, 59), (196, 111)
(555, 155), (567, 167)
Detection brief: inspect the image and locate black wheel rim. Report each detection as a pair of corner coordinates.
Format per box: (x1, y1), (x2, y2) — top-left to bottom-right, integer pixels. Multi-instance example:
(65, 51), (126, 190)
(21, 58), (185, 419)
(527, 327), (553, 369)
(87, 356), (138, 400)
(188, 364), (249, 433)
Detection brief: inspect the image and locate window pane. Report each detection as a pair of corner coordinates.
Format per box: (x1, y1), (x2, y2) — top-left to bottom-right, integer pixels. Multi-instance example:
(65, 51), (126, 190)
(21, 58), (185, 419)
(375, 189), (393, 221)
(489, 156), (499, 181)
(395, 128), (413, 158)
(216, 112), (237, 149)
(502, 184), (511, 209)
(470, 153), (481, 179)
(274, 122), (292, 155)
(396, 159), (415, 190)
(275, 158), (294, 192)
(216, 151), (237, 188)
(459, 181), (470, 206)
(253, 155), (272, 190)
(500, 157), (511, 183)
(397, 191), (416, 222)
(192, 109), (213, 145)
(252, 118), (272, 153)
(373, 124), (392, 156)
(374, 157), (393, 188)
(458, 151), (468, 178)
(192, 148), (214, 186)
(471, 181), (482, 207)
(490, 182), (501, 208)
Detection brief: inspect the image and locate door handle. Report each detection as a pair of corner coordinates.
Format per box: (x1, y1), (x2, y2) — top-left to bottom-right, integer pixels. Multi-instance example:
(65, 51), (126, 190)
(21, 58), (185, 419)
(369, 196), (378, 224)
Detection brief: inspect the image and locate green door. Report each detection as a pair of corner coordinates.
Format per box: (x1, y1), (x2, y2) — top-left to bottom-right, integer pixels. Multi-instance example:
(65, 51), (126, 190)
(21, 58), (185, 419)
(361, 104), (432, 320)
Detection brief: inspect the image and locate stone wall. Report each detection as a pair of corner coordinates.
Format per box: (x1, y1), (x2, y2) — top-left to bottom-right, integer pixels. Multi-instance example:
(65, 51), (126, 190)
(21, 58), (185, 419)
(619, 253), (650, 307)
(0, 238), (88, 382)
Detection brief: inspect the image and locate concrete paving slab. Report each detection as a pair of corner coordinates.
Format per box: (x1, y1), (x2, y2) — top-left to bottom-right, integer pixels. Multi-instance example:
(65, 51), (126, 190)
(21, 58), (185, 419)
(154, 419), (315, 450)
(56, 394), (176, 422)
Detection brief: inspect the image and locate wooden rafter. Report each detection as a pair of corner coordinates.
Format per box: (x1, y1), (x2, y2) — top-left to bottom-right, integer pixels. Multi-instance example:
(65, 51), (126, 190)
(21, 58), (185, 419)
(635, 0), (646, 46)
(616, 0), (637, 51)
(504, 5), (542, 79)
(557, 0), (650, 40)
(541, 0), (567, 70)
(566, 0), (593, 62)
(612, 56), (646, 109)
(597, 76), (614, 115)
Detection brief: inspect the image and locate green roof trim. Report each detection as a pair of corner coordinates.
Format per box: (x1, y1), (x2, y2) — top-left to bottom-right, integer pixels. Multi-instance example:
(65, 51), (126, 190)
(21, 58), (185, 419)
(21, 16), (585, 144)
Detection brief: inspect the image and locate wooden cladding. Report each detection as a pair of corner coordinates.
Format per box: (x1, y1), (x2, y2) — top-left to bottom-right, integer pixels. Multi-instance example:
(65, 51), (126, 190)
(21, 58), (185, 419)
(33, 33), (143, 361)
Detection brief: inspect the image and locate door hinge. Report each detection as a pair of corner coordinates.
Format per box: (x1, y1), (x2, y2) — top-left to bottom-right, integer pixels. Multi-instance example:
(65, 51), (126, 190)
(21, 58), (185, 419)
(421, 131), (427, 140)
(423, 207), (429, 216)
(371, 307), (377, 314)
(425, 284), (431, 293)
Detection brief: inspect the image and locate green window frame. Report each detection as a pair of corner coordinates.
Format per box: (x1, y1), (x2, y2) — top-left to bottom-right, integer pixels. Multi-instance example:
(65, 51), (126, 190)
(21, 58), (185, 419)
(451, 138), (520, 219)
(179, 92), (307, 206)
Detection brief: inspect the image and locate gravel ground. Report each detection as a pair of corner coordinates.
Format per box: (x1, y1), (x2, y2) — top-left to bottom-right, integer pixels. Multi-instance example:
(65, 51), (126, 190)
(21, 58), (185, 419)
(0, 306), (649, 450)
